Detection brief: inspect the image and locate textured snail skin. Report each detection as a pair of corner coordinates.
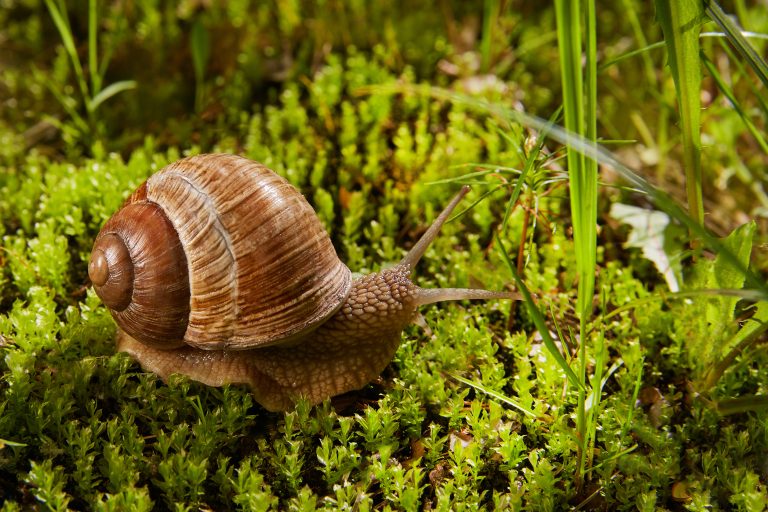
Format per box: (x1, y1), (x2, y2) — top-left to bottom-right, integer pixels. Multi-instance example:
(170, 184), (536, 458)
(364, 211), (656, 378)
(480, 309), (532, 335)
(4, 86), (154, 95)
(117, 265), (418, 411)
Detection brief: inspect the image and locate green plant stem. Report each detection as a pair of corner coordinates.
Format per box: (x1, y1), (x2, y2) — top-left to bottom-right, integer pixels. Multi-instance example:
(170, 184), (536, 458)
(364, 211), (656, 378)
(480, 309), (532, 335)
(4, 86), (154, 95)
(587, 302), (606, 470)
(451, 374), (540, 419)
(516, 194), (531, 276)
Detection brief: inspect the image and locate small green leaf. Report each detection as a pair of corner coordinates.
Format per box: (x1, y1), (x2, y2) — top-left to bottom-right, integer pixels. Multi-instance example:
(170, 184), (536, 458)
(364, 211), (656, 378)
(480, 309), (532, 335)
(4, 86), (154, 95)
(452, 374), (539, 419)
(0, 438), (27, 449)
(712, 221), (755, 291)
(89, 80), (137, 111)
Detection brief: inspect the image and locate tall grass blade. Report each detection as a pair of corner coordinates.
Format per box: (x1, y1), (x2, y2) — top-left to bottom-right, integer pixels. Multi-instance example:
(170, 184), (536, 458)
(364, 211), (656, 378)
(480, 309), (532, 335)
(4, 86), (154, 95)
(585, 294), (607, 469)
(44, 0), (90, 104)
(599, 41), (666, 71)
(480, 0), (498, 73)
(191, 18), (211, 113)
(501, 107), (561, 233)
(604, 288), (767, 321)
(451, 374), (539, 419)
(702, 52), (768, 207)
(619, 0), (658, 84)
(88, 0), (99, 95)
(583, 0), (598, 478)
(705, 0), (768, 88)
(555, 0), (598, 480)
(655, 0), (705, 228)
(716, 40), (768, 119)
(555, 0), (599, 322)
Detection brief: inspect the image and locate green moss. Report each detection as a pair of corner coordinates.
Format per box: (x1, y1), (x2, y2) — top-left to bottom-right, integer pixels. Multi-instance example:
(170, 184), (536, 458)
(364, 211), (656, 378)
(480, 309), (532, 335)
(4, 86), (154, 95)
(2, 1), (768, 510)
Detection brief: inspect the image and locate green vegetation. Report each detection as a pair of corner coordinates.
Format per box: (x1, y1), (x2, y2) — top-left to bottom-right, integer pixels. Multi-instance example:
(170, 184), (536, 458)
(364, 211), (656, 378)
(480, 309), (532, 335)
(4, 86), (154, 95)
(1, 1), (767, 509)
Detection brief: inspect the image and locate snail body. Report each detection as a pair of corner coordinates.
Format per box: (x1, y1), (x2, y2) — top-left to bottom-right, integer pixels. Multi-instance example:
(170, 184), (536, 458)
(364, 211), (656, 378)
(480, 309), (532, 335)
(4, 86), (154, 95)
(90, 154), (515, 411)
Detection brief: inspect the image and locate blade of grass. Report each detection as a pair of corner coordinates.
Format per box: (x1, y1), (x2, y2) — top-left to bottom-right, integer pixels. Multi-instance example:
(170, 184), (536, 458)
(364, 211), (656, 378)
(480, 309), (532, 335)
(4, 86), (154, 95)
(584, 0), (598, 479)
(44, 0), (90, 105)
(701, 52), (768, 208)
(496, 235), (583, 390)
(556, 0), (598, 481)
(584, 291), (607, 469)
(604, 288), (768, 322)
(655, 0), (705, 229)
(601, 33), (768, 76)
(502, 107), (563, 233)
(599, 41), (666, 71)
(702, 53), (768, 154)
(191, 18), (211, 113)
(554, 0), (588, 316)
(448, 184), (505, 222)
(451, 374), (539, 419)
(555, 0), (599, 321)
(426, 165), (522, 184)
(0, 438), (27, 448)
(480, 0), (498, 73)
(714, 395), (768, 415)
(618, 0), (658, 85)
(705, 0), (768, 88)
(90, 80), (137, 111)
(717, 40), (768, 119)
(88, 0), (99, 95)
(583, 444), (638, 475)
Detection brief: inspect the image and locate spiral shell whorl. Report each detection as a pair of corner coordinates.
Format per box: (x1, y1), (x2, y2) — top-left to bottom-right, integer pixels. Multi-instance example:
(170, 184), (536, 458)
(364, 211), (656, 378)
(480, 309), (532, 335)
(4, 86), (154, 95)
(90, 193), (190, 348)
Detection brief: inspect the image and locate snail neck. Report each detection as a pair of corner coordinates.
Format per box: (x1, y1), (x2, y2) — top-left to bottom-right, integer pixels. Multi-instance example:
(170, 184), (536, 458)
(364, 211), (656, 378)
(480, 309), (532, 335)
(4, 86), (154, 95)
(337, 264), (421, 335)
(311, 262), (516, 351)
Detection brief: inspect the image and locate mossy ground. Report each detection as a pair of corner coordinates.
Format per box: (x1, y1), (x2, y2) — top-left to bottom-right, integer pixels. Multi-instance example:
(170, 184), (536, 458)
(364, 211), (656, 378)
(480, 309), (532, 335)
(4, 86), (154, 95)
(1, 1), (767, 510)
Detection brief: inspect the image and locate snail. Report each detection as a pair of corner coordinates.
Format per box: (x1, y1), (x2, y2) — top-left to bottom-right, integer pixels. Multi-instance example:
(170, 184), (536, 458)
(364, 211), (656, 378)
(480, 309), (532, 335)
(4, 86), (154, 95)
(89, 154), (516, 411)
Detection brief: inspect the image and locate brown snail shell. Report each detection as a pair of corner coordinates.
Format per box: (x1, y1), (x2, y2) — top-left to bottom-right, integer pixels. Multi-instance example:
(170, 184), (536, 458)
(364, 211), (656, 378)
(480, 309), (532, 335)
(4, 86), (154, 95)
(90, 154), (352, 350)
